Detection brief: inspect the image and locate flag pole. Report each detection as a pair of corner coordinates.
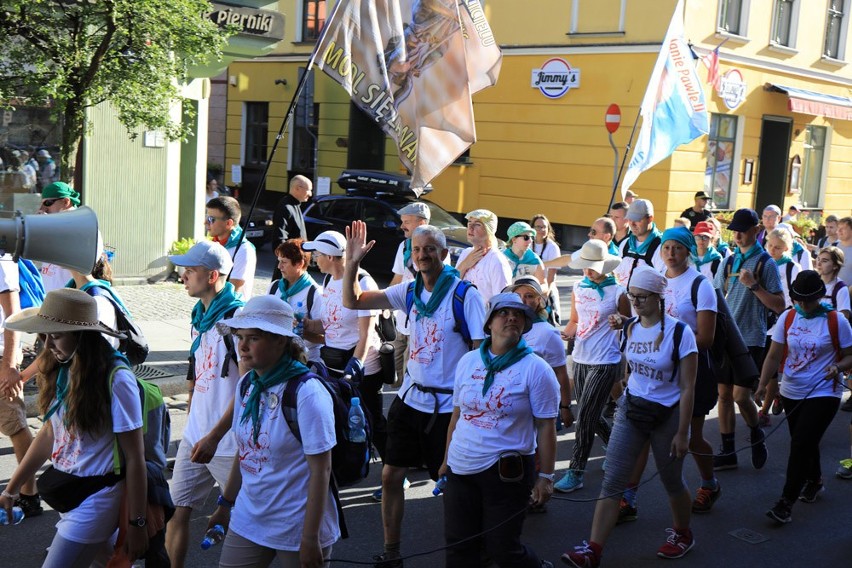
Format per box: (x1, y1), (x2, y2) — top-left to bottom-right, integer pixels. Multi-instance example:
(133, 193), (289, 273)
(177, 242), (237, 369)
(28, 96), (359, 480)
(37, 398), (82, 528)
(228, 0), (347, 273)
(605, 104), (642, 213)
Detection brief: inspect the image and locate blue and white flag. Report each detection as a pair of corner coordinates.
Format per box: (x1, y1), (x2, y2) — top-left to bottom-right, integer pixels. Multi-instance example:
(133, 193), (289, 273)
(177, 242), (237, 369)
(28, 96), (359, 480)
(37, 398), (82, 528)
(621, 0), (709, 196)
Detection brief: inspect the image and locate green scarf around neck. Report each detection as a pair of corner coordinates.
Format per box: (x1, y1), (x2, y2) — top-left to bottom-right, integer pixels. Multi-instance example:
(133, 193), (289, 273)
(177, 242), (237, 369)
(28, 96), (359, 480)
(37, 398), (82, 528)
(478, 337), (532, 396)
(626, 224), (662, 255)
(413, 264), (459, 320)
(503, 247), (540, 277)
(190, 283), (245, 355)
(579, 275), (617, 299)
(278, 272), (315, 302)
(794, 302), (833, 319)
(729, 242), (765, 286)
(691, 245), (722, 268)
(240, 354), (310, 443)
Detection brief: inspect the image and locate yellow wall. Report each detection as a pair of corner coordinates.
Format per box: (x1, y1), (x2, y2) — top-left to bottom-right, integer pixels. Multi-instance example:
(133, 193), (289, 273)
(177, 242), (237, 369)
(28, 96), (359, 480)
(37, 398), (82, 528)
(224, 0), (852, 228)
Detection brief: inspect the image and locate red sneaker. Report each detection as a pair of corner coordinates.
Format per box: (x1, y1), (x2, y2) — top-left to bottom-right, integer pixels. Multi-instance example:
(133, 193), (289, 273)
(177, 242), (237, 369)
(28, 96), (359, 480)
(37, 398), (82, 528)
(656, 528), (695, 559)
(561, 541), (601, 567)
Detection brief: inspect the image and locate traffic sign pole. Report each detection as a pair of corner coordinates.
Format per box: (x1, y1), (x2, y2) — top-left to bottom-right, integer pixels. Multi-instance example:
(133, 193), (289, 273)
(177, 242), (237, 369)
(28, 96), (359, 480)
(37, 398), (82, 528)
(604, 104), (622, 211)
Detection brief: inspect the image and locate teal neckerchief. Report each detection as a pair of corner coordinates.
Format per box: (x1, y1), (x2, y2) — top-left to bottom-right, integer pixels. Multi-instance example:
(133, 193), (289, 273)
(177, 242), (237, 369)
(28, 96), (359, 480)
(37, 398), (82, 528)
(413, 264), (459, 320)
(626, 223), (662, 256)
(774, 254), (792, 266)
(730, 242), (765, 283)
(73, 279), (131, 314)
(221, 227), (255, 251)
(794, 302), (834, 319)
(691, 246), (722, 268)
(503, 247), (540, 277)
(403, 238), (412, 269)
(608, 241), (619, 255)
(579, 275), (617, 299)
(717, 241), (731, 256)
(278, 273), (314, 302)
(190, 283), (245, 355)
(478, 337), (533, 396)
(44, 350), (128, 422)
(792, 241), (805, 258)
(240, 354), (310, 443)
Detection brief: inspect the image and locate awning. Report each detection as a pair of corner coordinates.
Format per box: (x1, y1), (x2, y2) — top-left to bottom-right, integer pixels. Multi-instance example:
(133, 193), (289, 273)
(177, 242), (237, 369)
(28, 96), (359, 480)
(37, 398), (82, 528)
(765, 83), (852, 121)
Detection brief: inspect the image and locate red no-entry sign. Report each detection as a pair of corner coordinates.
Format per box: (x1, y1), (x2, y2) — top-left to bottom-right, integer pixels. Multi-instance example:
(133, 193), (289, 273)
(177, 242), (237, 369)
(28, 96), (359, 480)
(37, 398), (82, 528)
(605, 104), (621, 133)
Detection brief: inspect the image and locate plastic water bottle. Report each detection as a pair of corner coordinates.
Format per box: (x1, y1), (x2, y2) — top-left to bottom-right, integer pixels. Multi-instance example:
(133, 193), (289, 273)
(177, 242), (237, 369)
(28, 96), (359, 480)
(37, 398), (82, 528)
(347, 397), (367, 443)
(0, 506), (24, 526)
(294, 302), (305, 337)
(432, 475), (448, 496)
(200, 524), (225, 550)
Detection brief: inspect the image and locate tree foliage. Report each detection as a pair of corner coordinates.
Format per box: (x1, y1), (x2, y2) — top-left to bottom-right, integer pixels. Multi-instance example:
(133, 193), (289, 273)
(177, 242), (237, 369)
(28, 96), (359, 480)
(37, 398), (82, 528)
(0, 0), (230, 182)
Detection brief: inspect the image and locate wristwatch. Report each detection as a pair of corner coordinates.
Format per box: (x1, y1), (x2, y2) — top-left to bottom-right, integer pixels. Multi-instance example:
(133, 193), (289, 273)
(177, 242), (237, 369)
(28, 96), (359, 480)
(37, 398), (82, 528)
(748, 283), (759, 292)
(538, 472), (555, 481)
(129, 516), (147, 528)
(217, 494), (235, 508)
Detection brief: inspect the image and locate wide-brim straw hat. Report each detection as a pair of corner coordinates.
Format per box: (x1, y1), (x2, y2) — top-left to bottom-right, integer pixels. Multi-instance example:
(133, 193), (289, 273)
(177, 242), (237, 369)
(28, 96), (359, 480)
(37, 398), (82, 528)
(216, 295), (296, 338)
(569, 239), (621, 275)
(5, 288), (124, 337)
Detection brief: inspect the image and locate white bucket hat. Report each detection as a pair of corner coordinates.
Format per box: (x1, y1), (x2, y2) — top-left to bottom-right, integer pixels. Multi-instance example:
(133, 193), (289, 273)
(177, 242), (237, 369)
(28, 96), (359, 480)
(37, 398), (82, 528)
(217, 295), (296, 338)
(569, 240), (621, 275)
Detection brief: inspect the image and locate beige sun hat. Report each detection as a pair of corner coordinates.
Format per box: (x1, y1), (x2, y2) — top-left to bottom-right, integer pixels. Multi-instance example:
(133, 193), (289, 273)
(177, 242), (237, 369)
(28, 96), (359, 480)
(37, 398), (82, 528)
(569, 239), (622, 275)
(5, 288), (124, 337)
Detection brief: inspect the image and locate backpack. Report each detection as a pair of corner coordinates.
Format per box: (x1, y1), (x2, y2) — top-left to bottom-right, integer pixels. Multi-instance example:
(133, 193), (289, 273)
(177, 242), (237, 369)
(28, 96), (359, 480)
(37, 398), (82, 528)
(721, 251), (771, 295)
(238, 360), (372, 539)
(18, 259), (46, 309)
(86, 285), (150, 366)
(781, 309), (841, 379)
(620, 317), (686, 382)
(689, 274), (730, 363)
(622, 235), (662, 287)
(404, 279), (475, 346)
(826, 279), (847, 311)
(109, 364), (171, 474)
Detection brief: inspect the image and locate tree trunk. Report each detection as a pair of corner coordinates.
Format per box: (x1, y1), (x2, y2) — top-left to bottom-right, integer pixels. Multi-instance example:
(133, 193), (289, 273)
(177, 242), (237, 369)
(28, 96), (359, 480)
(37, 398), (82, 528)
(60, 100), (84, 193)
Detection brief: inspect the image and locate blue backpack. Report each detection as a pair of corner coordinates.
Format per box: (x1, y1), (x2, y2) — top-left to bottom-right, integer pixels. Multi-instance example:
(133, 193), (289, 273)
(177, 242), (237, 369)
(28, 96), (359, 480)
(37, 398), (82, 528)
(18, 259), (46, 309)
(404, 279), (474, 346)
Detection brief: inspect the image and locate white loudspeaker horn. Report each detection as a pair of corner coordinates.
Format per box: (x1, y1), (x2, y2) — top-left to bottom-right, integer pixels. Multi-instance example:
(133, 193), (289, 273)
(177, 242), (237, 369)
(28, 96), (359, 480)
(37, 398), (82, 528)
(0, 206), (100, 274)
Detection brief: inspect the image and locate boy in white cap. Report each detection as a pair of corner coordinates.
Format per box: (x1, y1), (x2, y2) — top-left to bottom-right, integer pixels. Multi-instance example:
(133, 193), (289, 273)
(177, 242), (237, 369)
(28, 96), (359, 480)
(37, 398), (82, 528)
(456, 209), (512, 301)
(165, 241), (245, 568)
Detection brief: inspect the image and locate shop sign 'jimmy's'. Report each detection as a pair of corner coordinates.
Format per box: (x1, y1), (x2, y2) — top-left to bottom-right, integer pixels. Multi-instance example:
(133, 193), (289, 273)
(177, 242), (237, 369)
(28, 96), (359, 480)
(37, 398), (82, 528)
(531, 58), (580, 99)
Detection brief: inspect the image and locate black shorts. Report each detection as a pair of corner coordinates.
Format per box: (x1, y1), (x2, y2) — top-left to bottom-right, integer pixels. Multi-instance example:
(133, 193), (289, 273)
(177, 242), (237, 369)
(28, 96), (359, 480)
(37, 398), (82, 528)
(716, 346), (765, 389)
(692, 351), (718, 417)
(383, 397), (451, 481)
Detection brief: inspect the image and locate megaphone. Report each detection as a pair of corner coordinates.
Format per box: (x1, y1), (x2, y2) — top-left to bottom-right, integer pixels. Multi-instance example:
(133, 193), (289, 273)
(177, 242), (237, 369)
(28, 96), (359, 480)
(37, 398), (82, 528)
(0, 206), (100, 274)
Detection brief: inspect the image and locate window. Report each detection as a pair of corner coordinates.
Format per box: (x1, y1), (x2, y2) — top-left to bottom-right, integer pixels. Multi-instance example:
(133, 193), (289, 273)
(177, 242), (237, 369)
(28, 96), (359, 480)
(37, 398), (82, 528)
(245, 103), (269, 165)
(327, 199), (360, 222)
(771, 0), (799, 48)
(718, 0), (744, 34)
(362, 201), (396, 228)
(800, 126), (827, 208)
(302, 0), (327, 42)
(704, 114), (738, 210)
(292, 68), (318, 178)
(825, 0), (848, 59)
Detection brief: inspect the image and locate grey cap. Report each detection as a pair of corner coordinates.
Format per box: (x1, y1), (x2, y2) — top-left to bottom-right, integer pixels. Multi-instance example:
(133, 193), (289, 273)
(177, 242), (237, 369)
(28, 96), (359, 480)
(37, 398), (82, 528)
(169, 240), (233, 273)
(483, 292), (535, 335)
(626, 199), (654, 222)
(397, 202), (431, 221)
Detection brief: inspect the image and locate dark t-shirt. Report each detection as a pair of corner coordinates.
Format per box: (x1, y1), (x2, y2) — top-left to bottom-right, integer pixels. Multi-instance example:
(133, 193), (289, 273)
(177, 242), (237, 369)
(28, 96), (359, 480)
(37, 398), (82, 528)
(681, 207), (713, 227)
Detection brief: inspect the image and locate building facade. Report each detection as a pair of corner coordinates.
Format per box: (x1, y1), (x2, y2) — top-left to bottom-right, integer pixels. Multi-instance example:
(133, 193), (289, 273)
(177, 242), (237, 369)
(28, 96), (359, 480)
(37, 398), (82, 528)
(221, 0), (852, 244)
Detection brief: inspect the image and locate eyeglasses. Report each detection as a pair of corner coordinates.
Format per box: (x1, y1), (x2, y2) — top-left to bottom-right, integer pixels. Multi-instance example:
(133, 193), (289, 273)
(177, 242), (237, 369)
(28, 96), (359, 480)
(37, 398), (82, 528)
(695, 235), (711, 241)
(588, 229), (597, 236)
(515, 235), (531, 241)
(534, 225), (547, 230)
(205, 215), (226, 224)
(627, 293), (655, 304)
(41, 198), (60, 207)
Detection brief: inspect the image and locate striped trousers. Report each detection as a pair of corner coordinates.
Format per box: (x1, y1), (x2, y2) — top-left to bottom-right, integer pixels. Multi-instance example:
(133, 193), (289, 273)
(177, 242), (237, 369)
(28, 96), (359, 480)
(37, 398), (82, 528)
(570, 361), (622, 473)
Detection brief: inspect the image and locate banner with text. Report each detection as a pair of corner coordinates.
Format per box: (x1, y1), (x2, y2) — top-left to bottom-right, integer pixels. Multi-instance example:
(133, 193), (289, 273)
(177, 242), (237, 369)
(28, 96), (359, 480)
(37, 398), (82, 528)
(316, 0), (501, 193)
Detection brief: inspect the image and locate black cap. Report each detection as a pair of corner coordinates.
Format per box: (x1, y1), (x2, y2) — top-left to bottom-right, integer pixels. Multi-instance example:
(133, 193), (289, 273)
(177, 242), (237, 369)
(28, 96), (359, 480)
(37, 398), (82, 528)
(789, 270), (826, 302)
(727, 208), (760, 232)
(694, 191), (711, 199)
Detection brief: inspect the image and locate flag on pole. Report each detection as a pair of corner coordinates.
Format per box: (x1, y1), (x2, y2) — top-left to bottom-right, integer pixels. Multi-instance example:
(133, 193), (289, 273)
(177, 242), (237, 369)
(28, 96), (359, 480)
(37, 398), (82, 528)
(315, 0), (501, 195)
(621, 0), (709, 196)
(703, 46), (721, 91)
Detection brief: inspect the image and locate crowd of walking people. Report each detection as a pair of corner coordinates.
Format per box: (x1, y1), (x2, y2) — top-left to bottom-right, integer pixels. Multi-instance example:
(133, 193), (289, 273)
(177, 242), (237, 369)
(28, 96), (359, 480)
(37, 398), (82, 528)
(2, 179), (852, 568)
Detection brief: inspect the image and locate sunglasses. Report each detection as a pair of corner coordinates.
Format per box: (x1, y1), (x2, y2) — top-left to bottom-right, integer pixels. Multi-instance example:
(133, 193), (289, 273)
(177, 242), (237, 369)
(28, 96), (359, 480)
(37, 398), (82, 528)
(205, 215), (226, 224)
(515, 235), (532, 241)
(41, 198), (60, 207)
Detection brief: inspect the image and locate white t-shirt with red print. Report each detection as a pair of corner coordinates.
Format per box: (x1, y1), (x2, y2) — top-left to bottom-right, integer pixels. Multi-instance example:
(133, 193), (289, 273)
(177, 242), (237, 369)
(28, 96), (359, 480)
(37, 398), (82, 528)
(662, 267), (717, 335)
(456, 247), (512, 304)
(320, 274), (381, 375)
(183, 324), (240, 457)
(772, 308), (852, 399)
(572, 283), (625, 366)
(230, 376), (339, 550)
(385, 278), (486, 414)
(524, 320), (567, 368)
(448, 350), (559, 475)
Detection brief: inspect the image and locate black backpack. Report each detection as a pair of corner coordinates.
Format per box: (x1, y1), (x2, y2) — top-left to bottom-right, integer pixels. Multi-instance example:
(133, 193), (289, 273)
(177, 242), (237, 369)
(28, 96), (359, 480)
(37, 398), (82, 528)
(622, 235), (662, 287)
(721, 251), (771, 295)
(86, 286), (149, 366)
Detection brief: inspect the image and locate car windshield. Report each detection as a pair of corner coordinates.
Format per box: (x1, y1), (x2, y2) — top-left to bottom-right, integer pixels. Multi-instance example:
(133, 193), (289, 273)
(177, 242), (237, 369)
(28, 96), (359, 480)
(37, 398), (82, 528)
(424, 202), (463, 228)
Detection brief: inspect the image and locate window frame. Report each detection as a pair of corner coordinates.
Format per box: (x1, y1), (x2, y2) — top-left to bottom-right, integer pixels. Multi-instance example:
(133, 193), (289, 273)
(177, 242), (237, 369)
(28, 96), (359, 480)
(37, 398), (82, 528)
(704, 113), (742, 210)
(300, 0), (327, 43)
(716, 0), (751, 38)
(770, 0), (800, 49)
(569, 0), (627, 35)
(824, 0), (850, 61)
(244, 102), (269, 166)
(800, 125), (830, 209)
